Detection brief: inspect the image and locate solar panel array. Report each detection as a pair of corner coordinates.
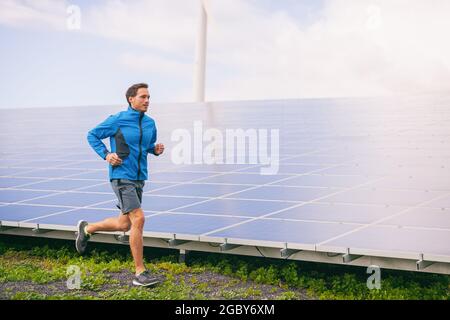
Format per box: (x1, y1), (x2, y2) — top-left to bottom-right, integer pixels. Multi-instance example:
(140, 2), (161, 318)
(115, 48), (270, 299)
(1, 96), (449, 268)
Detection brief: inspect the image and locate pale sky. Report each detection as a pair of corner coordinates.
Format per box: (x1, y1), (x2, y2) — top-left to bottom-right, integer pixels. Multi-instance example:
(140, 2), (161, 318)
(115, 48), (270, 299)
(0, 0), (449, 109)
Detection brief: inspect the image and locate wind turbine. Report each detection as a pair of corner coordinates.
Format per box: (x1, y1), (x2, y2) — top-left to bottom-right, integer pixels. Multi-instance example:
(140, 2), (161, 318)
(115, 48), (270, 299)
(194, 0), (211, 102)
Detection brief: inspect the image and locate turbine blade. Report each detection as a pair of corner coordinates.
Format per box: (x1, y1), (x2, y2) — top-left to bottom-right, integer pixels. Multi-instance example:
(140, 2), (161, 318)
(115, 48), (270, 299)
(201, 0), (214, 25)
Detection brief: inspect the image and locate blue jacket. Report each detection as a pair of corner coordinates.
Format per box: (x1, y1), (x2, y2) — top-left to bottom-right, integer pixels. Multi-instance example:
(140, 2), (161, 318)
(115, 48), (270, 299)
(87, 106), (158, 181)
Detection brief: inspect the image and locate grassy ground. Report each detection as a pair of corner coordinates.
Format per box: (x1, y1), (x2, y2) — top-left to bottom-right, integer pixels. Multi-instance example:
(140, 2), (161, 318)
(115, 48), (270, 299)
(0, 235), (448, 300)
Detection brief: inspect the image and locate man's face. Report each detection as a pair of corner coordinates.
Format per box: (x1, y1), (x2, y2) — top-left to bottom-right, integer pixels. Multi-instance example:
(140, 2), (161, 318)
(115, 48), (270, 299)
(129, 88), (150, 112)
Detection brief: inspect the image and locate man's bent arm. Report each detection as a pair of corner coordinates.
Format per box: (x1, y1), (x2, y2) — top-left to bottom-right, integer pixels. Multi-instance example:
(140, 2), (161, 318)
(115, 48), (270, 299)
(87, 115), (118, 159)
(147, 126), (159, 156)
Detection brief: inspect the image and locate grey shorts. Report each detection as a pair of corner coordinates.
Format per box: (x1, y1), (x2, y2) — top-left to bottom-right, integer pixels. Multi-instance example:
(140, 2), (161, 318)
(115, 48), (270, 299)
(110, 179), (145, 214)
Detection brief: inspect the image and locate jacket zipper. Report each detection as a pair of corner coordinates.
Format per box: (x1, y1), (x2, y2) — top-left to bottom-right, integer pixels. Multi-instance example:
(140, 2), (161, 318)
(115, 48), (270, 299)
(137, 113), (144, 180)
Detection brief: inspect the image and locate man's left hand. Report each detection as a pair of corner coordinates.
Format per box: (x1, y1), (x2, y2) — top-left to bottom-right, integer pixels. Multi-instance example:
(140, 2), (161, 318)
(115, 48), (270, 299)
(154, 143), (165, 156)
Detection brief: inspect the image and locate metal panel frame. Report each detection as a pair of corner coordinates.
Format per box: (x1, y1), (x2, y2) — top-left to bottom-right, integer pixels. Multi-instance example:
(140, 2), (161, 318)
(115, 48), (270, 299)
(1, 223), (449, 275)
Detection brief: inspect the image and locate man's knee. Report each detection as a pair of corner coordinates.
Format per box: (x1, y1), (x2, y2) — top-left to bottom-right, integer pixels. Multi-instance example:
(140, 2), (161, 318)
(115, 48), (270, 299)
(118, 221), (131, 232)
(129, 208), (145, 226)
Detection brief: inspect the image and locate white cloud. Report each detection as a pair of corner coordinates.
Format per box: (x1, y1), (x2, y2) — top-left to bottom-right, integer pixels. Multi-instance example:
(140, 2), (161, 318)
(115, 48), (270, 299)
(0, 0), (198, 51)
(0, 0), (68, 30)
(206, 0), (450, 100)
(83, 0), (197, 53)
(1, 0), (450, 102)
(119, 52), (192, 75)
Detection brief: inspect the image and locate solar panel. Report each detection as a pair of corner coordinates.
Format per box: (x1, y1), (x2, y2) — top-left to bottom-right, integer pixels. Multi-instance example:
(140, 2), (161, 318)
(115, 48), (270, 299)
(1, 96), (450, 273)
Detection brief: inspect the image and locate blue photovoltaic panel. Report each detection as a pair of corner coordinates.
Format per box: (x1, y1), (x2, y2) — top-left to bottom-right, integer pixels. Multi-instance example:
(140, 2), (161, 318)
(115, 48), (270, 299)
(0, 96), (450, 267)
(29, 208), (119, 226)
(272, 174), (372, 188)
(57, 161), (110, 170)
(13, 168), (87, 178)
(270, 203), (405, 224)
(0, 178), (43, 188)
(0, 168), (34, 176)
(21, 192), (116, 207)
(68, 171), (109, 180)
(196, 173), (291, 185)
(205, 219), (358, 245)
(143, 213), (249, 235)
(238, 164), (327, 174)
(225, 186), (336, 202)
(141, 195), (205, 212)
(173, 164), (255, 172)
(382, 207), (450, 229)
(423, 195), (450, 209)
(76, 183), (118, 193)
(0, 204), (69, 222)
(282, 154), (350, 164)
(367, 176), (450, 192)
(322, 187), (446, 207)
(23, 179), (103, 191)
(172, 198), (295, 218)
(149, 183), (250, 198)
(0, 190), (57, 203)
(321, 226), (450, 258)
(150, 171), (217, 183)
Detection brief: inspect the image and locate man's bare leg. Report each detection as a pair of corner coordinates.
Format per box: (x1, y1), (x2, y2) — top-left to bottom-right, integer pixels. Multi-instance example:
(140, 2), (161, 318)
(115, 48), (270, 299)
(86, 213), (131, 234)
(128, 208), (146, 275)
(78, 209), (147, 276)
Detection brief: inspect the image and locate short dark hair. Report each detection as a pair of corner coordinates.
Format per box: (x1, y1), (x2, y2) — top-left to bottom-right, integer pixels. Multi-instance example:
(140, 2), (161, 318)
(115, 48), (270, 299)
(126, 83), (148, 106)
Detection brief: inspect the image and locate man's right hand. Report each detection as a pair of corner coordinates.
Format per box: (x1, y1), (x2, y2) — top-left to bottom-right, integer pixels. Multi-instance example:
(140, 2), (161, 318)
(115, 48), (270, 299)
(106, 153), (123, 166)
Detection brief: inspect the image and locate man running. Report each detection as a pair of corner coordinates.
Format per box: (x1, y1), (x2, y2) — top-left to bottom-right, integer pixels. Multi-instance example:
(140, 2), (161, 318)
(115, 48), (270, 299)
(76, 83), (165, 287)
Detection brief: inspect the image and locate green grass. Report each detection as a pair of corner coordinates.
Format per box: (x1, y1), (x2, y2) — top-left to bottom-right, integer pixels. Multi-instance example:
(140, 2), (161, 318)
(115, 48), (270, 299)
(187, 252), (450, 300)
(0, 235), (448, 300)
